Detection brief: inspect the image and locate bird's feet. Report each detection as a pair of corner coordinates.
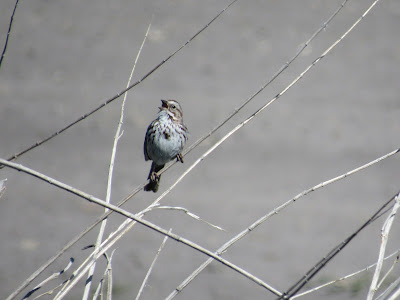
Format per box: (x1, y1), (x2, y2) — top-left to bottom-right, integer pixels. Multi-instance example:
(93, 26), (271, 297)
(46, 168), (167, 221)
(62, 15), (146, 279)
(176, 153), (184, 163)
(150, 171), (160, 183)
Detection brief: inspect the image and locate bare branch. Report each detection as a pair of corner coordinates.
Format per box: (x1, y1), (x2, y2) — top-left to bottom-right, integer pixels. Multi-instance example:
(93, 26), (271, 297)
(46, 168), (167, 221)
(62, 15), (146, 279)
(82, 19), (152, 300)
(279, 192), (398, 300)
(0, 0), (20, 68)
(0, 178), (7, 200)
(155, 206), (226, 231)
(92, 250), (116, 300)
(367, 194), (400, 300)
(380, 273), (400, 300)
(21, 258), (74, 300)
(150, 0), (384, 203)
(158, 0), (350, 178)
(166, 148), (399, 299)
(0, 0), (239, 168)
(0, 158), (282, 298)
(135, 230), (170, 300)
(292, 250), (400, 299)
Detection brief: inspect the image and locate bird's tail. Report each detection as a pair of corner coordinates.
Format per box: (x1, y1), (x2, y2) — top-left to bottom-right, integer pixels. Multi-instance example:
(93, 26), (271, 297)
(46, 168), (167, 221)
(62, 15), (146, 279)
(144, 163), (164, 193)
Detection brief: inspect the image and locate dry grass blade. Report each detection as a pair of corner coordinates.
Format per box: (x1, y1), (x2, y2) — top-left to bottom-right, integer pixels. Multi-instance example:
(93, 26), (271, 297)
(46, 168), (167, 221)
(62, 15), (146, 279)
(92, 250), (116, 300)
(367, 194), (400, 300)
(82, 19), (152, 300)
(0, 158), (282, 298)
(21, 258), (74, 300)
(135, 230), (170, 300)
(155, 206), (226, 231)
(375, 255), (400, 299)
(158, 0), (349, 178)
(1, 3), (351, 296)
(0, 178), (7, 199)
(292, 250), (400, 299)
(279, 192), (398, 300)
(0, 0), (239, 169)
(379, 274), (400, 300)
(148, 0), (382, 208)
(4, 188), (140, 300)
(166, 148), (399, 299)
(0, 0), (20, 68)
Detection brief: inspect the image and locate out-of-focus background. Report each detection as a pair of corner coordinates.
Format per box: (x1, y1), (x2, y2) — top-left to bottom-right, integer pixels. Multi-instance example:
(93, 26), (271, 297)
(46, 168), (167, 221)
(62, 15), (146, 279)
(0, 0), (399, 299)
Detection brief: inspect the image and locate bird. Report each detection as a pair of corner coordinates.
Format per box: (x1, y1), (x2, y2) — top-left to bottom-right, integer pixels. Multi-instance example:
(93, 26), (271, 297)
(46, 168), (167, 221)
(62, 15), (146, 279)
(143, 99), (188, 192)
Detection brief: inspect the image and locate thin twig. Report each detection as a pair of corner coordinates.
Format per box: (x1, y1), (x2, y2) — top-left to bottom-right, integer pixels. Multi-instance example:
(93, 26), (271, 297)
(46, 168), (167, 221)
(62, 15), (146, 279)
(292, 250), (400, 299)
(0, 178), (7, 199)
(21, 258), (74, 300)
(0, 158), (282, 298)
(379, 272), (400, 300)
(56, 199), (222, 298)
(54, 209), (281, 299)
(158, 0), (349, 178)
(0, 0), (20, 68)
(154, 206), (226, 231)
(376, 255), (400, 293)
(82, 19), (152, 300)
(106, 251), (114, 300)
(1, 3), (351, 295)
(367, 194), (400, 300)
(4, 184), (145, 300)
(0, 0), (239, 168)
(4, 192), (135, 300)
(3, 0), (388, 299)
(375, 257), (400, 300)
(92, 280), (103, 300)
(92, 250), (116, 300)
(279, 192), (398, 300)
(165, 148), (399, 299)
(149, 0), (379, 203)
(135, 230), (170, 300)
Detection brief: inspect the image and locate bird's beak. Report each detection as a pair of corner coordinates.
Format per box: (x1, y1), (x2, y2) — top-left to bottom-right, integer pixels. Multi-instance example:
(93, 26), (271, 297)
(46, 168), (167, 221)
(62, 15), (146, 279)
(159, 99), (168, 110)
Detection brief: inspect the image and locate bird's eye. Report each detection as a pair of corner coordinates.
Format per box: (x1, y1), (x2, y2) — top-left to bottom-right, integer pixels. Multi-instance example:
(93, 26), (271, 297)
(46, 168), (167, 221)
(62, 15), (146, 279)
(171, 105), (176, 109)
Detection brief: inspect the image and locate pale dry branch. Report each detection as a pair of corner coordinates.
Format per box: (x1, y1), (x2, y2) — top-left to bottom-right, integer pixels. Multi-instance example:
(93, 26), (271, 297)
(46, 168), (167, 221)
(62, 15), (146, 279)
(55, 238), (123, 299)
(388, 289), (400, 300)
(292, 250), (400, 299)
(1, 1), (390, 298)
(376, 255), (400, 299)
(0, 178), (7, 199)
(0, 0), (239, 168)
(92, 250), (116, 300)
(154, 206), (226, 231)
(149, 0), (382, 206)
(106, 251), (114, 300)
(2, 2), (351, 297)
(92, 280), (103, 300)
(135, 230), (170, 300)
(280, 192), (397, 299)
(4, 189), (139, 300)
(166, 148), (399, 299)
(367, 194), (400, 300)
(158, 0), (349, 178)
(0, 158), (282, 298)
(82, 19), (152, 300)
(0, 0), (20, 68)
(383, 276), (400, 300)
(377, 253), (399, 290)
(22, 258), (74, 300)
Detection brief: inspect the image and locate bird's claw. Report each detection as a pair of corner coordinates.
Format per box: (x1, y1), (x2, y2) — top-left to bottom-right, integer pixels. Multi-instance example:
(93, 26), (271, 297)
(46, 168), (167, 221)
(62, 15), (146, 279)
(176, 153), (184, 163)
(150, 172), (160, 182)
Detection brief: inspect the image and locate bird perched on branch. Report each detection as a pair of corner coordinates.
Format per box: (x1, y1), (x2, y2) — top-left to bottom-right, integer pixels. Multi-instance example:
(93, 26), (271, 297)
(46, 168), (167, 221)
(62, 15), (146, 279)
(143, 99), (188, 192)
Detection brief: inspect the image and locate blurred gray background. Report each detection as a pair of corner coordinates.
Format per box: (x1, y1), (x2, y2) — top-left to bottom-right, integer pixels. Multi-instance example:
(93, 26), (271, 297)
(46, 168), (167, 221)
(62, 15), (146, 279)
(0, 0), (400, 299)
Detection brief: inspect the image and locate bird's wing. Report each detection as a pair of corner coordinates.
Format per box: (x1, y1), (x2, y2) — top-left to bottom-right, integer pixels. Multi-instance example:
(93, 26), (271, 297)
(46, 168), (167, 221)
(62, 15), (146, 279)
(144, 121), (155, 161)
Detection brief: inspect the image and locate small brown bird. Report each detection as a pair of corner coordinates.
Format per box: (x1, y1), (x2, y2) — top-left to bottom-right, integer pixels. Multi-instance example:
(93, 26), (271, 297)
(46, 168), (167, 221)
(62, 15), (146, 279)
(143, 99), (188, 192)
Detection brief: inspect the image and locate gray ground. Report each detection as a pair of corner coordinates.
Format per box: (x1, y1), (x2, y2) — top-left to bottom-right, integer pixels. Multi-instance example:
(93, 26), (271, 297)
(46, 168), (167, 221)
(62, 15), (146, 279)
(0, 0), (400, 299)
